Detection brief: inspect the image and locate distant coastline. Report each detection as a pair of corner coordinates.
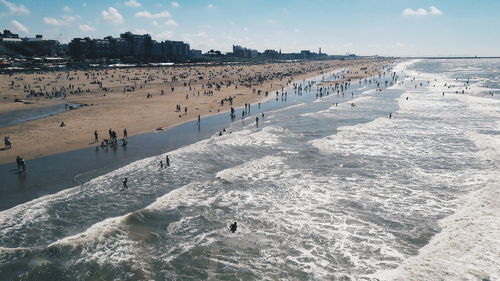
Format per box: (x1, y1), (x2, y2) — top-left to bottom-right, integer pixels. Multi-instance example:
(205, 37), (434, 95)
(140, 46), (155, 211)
(403, 56), (500, 59)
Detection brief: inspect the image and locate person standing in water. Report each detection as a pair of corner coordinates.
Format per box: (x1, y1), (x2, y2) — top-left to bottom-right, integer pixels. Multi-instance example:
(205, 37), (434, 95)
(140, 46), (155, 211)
(166, 155), (170, 167)
(94, 130), (99, 142)
(20, 158), (26, 172)
(123, 128), (128, 139)
(16, 155), (21, 170)
(122, 178), (128, 190)
(230, 222), (237, 233)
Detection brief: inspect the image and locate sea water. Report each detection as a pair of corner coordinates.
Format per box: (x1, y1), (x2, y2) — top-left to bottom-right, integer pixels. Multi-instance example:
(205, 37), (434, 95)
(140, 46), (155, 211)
(0, 59), (498, 280)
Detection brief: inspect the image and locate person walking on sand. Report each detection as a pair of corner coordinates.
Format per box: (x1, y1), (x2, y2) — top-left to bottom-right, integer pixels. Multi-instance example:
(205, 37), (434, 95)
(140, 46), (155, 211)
(4, 136), (11, 149)
(122, 178), (128, 190)
(94, 130), (99, 142)
(123, 128), (128, 140)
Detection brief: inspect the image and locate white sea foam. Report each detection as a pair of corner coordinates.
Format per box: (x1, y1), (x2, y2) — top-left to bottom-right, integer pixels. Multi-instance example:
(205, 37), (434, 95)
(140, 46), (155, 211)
(368, 59), (500, 280)
(374, 175), (499, 281)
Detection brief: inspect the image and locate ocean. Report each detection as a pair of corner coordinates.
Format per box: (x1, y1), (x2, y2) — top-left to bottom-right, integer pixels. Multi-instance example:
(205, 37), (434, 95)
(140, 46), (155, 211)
(0, 59), (498, 280)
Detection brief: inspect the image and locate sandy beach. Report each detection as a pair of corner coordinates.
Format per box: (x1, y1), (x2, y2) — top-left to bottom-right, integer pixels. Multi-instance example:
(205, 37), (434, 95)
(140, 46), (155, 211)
(0, 58), (391, 164)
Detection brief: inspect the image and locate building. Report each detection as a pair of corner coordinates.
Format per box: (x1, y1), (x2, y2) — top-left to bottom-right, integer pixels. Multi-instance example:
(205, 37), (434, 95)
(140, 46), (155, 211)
(1, 31), (60, 57)
(90, 37), (113, 58)
(190, 49), (202, 58)
(1, 29), (19, 38)
(152, 40), (190, 60)
(120, 32), (152, 57)
(232, 45), (259, 58)
(263, 49), (279, 59)
(68, 37), (91, 59)
(113, 37), (130, 57)
(68, 32), (190, 61)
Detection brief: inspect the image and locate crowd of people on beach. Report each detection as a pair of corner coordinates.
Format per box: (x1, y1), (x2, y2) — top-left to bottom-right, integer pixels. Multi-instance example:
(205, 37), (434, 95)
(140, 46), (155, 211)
(94, 128), (129, 149)
(2, 61), (342, 106)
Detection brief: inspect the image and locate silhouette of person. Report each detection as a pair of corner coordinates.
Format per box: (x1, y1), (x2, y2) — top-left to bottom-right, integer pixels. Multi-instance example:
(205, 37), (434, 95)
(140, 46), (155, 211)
(230, 222), (237, 233)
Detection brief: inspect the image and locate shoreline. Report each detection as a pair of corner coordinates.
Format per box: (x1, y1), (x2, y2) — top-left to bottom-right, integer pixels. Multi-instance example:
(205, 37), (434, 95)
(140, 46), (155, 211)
(0, 59), (392, 164)
(0, 60), (397, 210)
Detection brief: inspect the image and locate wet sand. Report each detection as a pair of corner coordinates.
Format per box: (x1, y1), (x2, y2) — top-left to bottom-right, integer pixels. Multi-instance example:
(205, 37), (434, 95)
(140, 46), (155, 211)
(0, 58), (392, 164)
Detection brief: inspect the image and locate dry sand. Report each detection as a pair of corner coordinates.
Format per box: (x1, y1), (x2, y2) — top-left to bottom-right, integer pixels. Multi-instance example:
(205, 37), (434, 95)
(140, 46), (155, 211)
(0, 58), (392, 164)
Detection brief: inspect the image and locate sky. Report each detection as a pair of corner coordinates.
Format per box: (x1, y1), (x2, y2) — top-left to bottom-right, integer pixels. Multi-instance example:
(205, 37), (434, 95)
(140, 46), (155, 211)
(1, 0), (499, 57)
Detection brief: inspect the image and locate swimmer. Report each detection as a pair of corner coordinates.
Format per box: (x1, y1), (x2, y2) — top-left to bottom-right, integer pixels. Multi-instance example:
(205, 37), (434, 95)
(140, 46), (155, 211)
(229, 222), (237, 233)
(122, 177), (128, 190)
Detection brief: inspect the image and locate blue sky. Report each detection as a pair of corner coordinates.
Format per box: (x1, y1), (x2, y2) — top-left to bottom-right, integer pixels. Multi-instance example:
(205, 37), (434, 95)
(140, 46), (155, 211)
(1, 0), (499, 56)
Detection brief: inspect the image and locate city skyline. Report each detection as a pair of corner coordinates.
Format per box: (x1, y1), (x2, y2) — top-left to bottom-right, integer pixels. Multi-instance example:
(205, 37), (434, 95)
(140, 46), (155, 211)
(1, 0), (499, 57)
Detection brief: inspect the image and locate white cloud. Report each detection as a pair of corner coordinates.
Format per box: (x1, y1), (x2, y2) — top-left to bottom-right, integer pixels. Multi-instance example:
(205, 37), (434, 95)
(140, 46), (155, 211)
(403, 8), (427, 16)
(429, 6), (443, 15)
(165, 19), (177, 27)
(156, 30), (173, 40)
(125, 0), (141, 8)
(11, 19), (28, 33)
(43, 17), (63, 26)
(171, 1), (180, 8)
(403, 6), (443, 16)
(135, 10), (171, 18)
(79, 24), (95, 32)
(43, 15), (79, 26)
(102, 7), (124, 24)
(207, 4), (214, 9)
(63, 6), (72, 12)
(0, 0), (30, 16)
